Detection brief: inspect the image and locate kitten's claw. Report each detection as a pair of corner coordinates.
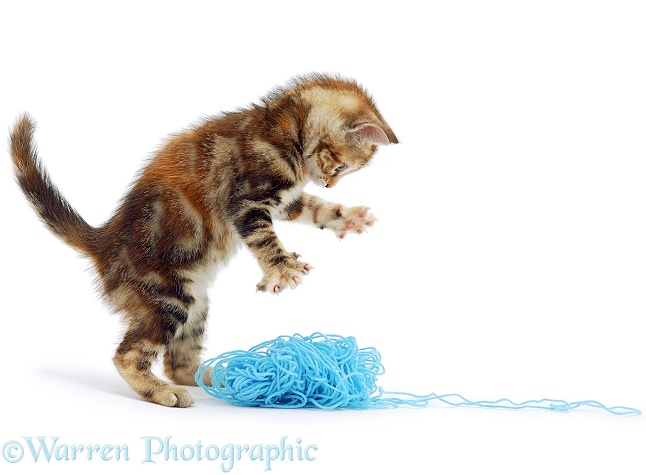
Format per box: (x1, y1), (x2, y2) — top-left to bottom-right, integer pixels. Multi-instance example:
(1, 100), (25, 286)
(328, 206), (376, 239)
(256, 254), (310, 294)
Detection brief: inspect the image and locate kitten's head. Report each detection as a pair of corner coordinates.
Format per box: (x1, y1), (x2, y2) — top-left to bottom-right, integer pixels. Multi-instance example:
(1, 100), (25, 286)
(294, 76), (398, 188)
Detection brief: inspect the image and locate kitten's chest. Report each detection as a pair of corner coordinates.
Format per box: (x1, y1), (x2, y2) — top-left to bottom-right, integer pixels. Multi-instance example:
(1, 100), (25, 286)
(271, 185), (305, 219)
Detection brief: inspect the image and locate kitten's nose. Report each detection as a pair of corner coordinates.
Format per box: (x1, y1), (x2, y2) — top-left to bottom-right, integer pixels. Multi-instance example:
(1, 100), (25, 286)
(325, 179), (338, 188)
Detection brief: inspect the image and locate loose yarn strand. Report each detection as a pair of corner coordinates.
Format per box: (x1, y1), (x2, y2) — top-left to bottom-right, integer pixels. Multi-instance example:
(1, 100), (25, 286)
(195, 333), (640, 416)
(370, 389), (641, 415)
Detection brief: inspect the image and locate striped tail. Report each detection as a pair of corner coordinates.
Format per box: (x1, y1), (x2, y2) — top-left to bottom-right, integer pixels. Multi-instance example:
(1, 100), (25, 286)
(10, 114), (98, 256)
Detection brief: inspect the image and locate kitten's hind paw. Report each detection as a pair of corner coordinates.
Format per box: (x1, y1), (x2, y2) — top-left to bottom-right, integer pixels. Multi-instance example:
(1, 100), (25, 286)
(256, 260), (311, 294)
(328, 205), (377, 239)
(146, 385), (194, 408)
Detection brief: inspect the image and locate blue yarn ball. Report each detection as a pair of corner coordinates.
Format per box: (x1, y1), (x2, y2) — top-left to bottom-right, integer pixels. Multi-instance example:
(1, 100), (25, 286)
(195, 333), (384, 409)
(196, 332), (641, 415)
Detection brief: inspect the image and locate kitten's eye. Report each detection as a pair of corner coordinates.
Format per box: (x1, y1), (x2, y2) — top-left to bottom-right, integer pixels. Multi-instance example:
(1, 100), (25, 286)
(334, 163), (347, 173)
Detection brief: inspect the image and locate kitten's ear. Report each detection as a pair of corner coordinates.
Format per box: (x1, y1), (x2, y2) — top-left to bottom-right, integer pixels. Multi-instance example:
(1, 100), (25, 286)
(351, 123), (398, 146)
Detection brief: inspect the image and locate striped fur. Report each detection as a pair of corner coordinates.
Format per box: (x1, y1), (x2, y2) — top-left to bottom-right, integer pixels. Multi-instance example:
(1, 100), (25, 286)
(10, 74), (397, 407)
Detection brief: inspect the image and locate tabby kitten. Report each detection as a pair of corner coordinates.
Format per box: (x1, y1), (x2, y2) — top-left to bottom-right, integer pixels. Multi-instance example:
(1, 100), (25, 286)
(10, 74), (398, 407)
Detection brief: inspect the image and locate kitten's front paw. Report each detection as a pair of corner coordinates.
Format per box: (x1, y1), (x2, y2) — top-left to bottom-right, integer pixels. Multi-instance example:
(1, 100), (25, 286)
(256, 257), (312, 294)
(327, 206), (376, 239)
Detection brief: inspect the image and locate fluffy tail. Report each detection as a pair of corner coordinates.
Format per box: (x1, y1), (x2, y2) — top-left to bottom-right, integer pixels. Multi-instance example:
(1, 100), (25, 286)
(10, 114), (98, 256)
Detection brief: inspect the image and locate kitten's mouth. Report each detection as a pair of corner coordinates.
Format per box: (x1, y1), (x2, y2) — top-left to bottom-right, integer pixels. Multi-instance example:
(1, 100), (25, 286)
(306, 168), (334, 188)
(311, 176), (329, 188)
(305, 166), (327, 188)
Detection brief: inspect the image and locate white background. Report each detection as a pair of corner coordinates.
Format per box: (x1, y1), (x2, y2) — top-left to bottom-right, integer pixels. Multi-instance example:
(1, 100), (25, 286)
(1, 1), (644, 473)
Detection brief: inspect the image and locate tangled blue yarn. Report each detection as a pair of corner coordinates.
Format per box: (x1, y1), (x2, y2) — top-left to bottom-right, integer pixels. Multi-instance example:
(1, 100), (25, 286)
(195, 333), (640, 415)
(196, 333), (380, 409)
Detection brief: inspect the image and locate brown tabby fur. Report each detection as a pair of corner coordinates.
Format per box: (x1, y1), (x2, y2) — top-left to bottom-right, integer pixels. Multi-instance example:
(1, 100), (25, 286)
(10, 74), (397, 407)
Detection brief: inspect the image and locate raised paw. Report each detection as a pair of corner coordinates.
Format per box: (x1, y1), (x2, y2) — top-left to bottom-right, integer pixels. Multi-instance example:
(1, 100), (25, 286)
(328, 205), (377, 239)
(256, 257), (312, 294)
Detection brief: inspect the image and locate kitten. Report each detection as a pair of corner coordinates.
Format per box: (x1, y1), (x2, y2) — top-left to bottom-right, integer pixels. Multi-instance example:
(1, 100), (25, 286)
(10, 74), (398, 407)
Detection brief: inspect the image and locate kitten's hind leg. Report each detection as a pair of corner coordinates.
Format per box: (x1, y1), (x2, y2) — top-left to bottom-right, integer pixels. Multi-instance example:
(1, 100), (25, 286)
(163, 319), (212, 388)
(113, 333), (194, 408)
